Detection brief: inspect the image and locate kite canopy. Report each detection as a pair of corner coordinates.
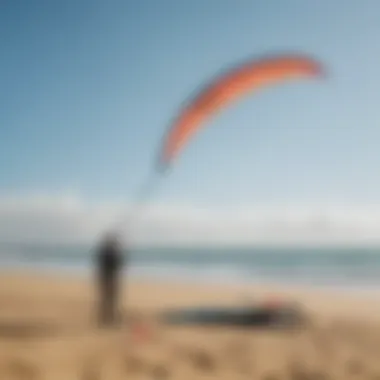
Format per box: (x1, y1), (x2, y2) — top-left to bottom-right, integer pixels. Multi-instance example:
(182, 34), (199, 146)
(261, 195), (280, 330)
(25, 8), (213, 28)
(157, 53), (325, 171)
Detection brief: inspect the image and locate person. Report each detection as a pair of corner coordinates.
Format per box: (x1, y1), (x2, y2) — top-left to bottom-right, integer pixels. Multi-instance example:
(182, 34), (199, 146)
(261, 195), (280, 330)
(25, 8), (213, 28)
(95, 232), (124, 327)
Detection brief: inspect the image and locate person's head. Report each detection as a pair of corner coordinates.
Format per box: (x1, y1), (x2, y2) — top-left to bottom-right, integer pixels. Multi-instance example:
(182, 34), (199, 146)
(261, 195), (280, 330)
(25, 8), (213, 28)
(102, 230), (120, 247)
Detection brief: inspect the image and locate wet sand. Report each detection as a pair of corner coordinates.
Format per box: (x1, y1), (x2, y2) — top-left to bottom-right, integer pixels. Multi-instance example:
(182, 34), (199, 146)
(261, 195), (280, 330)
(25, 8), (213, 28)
(0, 272), (380, 379)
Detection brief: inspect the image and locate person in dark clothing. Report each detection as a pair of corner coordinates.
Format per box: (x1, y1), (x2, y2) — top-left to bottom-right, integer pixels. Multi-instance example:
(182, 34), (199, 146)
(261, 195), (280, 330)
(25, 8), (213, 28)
(95, 232), (124, 327)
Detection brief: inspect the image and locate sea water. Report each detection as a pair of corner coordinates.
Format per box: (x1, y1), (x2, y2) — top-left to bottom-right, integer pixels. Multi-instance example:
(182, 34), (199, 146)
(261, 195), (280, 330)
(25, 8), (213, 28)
(1, 243), (380, 294)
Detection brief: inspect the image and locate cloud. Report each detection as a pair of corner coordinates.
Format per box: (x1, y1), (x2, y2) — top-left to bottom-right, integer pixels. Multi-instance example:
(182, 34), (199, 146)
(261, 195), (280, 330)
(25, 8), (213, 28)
(1, 192), (380, 246)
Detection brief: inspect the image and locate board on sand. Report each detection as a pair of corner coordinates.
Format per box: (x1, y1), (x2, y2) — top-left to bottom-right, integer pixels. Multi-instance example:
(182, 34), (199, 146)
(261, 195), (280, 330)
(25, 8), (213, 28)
(159, 303), (306, 328)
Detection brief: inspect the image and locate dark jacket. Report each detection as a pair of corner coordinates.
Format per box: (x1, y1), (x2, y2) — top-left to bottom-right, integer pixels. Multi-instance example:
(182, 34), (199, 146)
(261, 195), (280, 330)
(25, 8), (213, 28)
(96, 239), (124, 280)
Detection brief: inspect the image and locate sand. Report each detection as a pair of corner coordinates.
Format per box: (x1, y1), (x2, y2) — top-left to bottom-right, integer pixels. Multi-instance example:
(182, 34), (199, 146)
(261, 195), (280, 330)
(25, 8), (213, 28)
(0, 272), (380, 379)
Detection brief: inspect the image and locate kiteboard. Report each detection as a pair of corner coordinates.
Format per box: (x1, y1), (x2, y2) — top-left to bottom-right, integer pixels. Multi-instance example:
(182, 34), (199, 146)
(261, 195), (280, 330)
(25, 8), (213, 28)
(159, 301), (306, 329)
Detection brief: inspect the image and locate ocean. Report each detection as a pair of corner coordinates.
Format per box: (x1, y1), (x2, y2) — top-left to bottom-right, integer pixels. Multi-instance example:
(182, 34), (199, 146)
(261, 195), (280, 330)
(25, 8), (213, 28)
(1, 244), (380, 293)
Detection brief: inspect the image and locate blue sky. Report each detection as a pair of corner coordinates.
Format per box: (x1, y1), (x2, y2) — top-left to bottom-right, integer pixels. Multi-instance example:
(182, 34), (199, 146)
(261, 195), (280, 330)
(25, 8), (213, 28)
(2, 0), (380, 209)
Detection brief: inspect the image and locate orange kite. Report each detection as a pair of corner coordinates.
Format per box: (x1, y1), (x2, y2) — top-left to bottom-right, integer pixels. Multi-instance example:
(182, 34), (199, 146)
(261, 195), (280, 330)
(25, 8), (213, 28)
(157, 53), (325, 170)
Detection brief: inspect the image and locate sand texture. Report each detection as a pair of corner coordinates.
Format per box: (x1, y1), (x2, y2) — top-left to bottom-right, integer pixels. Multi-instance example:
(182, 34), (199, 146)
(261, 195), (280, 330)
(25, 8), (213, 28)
(0, 272), (380, 379)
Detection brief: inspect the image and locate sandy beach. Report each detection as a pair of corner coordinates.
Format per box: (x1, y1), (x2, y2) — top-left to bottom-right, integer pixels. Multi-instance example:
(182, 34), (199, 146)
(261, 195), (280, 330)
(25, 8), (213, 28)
(0, 272), (380, 379)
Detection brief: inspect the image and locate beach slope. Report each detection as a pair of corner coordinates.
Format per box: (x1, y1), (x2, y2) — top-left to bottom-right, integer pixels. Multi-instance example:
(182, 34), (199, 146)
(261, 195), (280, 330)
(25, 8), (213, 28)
(0, 272), (379, 379)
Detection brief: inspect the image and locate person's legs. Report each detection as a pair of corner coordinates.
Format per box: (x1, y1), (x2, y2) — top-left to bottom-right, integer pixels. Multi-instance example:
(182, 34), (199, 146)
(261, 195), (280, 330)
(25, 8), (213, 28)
(101, 275), (119, 326)
(98, 276), (107, 326)
(98, 275), (112, 326)
(106, 279), (116, 324)
(98, 271), (122, 327)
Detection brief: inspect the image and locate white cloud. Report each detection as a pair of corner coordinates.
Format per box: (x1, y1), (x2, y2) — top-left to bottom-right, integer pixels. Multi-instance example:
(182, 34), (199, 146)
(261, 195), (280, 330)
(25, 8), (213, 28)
(1, 192), (380, 246)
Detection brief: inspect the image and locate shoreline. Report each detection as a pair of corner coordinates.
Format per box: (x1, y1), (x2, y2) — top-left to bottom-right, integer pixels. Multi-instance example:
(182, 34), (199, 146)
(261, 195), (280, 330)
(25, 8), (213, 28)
(1, 270), (380, 320)
(2, 266), (380, 298)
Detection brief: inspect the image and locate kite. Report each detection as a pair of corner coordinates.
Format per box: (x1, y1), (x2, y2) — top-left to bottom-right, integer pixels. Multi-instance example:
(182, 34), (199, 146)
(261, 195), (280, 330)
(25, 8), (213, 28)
(157, 53), (325, 171)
